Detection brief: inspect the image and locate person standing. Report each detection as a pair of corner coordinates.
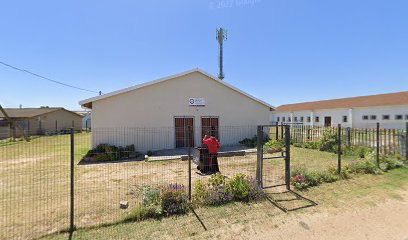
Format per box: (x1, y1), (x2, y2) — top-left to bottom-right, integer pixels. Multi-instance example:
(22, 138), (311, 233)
(202, 134), (221, 174)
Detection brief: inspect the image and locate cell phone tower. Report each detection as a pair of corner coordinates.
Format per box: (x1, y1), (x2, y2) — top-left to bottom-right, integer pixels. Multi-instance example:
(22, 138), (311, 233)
(216, 28), (227, 80)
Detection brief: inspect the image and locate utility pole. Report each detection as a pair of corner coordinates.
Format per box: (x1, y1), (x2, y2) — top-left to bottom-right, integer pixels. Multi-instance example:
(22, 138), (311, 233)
(216, 28), (227, 80)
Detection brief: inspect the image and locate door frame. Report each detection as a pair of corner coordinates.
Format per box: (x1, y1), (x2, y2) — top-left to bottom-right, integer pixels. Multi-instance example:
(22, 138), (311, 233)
(324, 116), (332, 127)
(174, 116), (195, 148)
(200, 116), (220, 141)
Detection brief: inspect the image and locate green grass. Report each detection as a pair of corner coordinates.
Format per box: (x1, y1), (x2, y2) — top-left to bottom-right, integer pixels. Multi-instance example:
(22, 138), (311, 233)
(42, 168), (408, 240)
(1, 135), (406, 240)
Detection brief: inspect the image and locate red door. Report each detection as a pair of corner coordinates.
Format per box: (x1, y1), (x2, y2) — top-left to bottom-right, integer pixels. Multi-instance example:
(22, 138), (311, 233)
(201, 117), (219, 139)
(175, 117), (194, 148)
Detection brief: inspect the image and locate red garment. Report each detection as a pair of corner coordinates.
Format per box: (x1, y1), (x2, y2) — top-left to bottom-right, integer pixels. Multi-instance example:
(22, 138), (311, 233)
(203, 136), (220, 154)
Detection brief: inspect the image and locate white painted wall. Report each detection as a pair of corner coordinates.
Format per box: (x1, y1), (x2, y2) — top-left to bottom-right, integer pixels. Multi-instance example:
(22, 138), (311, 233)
(90, 72), (272, 151)
(272, 105), (408, 129)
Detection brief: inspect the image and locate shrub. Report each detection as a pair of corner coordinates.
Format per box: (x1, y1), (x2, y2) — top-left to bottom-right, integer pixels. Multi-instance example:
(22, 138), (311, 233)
(346, 160), (381, 175)
(291, 167), (341, 190)
(86, 143), (137, 161)
(205, 174), (232, 205)
(264, 139), (285, 152)
(123, 205), (161, 222)
(192, 180), (208, 205)
(94, 153), (112, 161)
(161, 184), (189, 216)
(239, 135), (257, 148)
(246, 177), (264, 201)
(141, 186), (161, 215)
(291, 175), (308, 190)
(192, 173), (263, 206)
(318, 130), (338, 153)
(239, 134), (270, 148)
(379, 156), (405, 171)
(146, 150), (154, 156)
(303, 141), (318, 150)
(226, 173), (251, 201)
(303, 171), (322, 187)
(318, 171), (340, 183)
(343, 146), (372, 158)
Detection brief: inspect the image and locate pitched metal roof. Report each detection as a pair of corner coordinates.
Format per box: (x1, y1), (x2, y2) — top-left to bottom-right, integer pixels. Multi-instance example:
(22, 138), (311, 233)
(0, 108), (79, 118)
(79, 68), (275, 110)
(276, 91), (408, 112)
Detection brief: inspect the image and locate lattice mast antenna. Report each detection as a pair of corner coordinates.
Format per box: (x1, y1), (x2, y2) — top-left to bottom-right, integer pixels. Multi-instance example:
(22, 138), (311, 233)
(216, 28), (227, 80)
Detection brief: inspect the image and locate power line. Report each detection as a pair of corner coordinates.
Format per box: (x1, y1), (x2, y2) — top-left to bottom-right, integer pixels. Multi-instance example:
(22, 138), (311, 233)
(0, 60), (101, 94)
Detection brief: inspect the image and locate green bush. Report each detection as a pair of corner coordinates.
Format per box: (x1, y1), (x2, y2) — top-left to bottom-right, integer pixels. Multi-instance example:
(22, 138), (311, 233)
(239, 134), (270, 148)
(161, 184), (189, 216)
(379, 156), (405, 171)
(86, 143), (136, 161)
(318, 130), (338, 153)
(291, 167), (342, 190)
(343, 146), (372, 158)
(264, 139), (285, 151)
(141, 186), (161, 215)
(123, 205), (161, 222)
(192, 179), (209, 205)
(303, 141), (319, 150)
(205, 174), (232, 205)
(318, 171), (340, 183)
(239, 135), (257, 148)
(346, 160), (381, 174)
(226, 173), (251, 201)
(192, 173), (263, 206)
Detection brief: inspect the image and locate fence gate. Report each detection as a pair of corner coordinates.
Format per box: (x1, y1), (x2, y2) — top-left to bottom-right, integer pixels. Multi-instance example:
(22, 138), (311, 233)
(256, 124), (290, 190)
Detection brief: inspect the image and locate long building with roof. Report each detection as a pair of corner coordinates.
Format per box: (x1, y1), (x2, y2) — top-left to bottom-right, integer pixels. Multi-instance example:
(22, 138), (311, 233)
(272, 91), (408, 129)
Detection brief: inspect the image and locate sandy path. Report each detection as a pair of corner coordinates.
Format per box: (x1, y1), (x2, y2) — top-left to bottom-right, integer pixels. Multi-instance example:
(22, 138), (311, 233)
(199, 190), (408, 240)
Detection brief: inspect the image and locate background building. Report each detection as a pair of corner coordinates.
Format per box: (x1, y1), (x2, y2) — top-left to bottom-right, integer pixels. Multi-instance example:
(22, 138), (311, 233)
(272, 91), (408, 129)
(80, 68), (274, 151)
(0, 107), (83, 139)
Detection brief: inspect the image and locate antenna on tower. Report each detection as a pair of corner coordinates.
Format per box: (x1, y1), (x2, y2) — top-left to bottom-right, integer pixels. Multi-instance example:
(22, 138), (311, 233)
(216, 28), (227, 80)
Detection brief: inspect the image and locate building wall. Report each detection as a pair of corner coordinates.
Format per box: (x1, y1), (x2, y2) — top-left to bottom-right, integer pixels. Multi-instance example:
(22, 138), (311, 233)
(272, 105), (408, 129)
(91, 72), (272, 151)
(35, 109), (83, 132)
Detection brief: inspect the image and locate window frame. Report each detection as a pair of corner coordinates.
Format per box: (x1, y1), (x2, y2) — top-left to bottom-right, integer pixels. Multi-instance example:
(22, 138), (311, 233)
(382, 115), (390, 120)
(395, 114), (403, 120)
(342, 116), (348, 123)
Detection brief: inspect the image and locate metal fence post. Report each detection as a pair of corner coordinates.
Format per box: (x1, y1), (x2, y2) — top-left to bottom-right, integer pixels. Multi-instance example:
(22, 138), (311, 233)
(256, 125), (263, 188)
(187, 126), (192, 200)
(275, 122), (278, 140)
(347, 127), (351, 147)
(337, 124), (342, 174)
(69, 128), (75, 239)
(376, 122), (380, 167)
(405, 122), (408, 162)
(285, 125), (291, 190)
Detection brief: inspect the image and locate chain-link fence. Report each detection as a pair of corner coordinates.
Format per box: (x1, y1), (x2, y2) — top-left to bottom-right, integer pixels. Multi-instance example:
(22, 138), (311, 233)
(0, 125), (264, 239)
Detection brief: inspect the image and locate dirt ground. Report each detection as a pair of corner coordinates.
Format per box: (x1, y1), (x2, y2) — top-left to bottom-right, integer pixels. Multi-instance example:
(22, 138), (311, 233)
(195, 190), (408, 240)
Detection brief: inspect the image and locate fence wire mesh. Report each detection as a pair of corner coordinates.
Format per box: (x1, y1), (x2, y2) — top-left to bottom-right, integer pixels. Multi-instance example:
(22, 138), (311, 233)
(1, 126), (263, 239)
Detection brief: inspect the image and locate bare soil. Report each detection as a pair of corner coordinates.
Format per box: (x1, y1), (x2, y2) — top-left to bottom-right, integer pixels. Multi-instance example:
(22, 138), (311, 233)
(195, 190), (408, 240)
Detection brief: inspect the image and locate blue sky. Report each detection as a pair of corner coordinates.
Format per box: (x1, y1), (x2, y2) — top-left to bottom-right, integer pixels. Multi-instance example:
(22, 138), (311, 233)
(1, 0), (407, 110)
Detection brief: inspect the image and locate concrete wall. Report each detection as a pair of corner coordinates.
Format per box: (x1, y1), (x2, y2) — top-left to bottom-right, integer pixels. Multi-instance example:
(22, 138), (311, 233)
(272, 105), (408, 129)
(91, 72), (272, 151)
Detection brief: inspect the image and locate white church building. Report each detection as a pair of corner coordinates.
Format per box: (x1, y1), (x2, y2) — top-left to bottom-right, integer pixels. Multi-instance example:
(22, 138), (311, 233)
(272, 91), (408, 129)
